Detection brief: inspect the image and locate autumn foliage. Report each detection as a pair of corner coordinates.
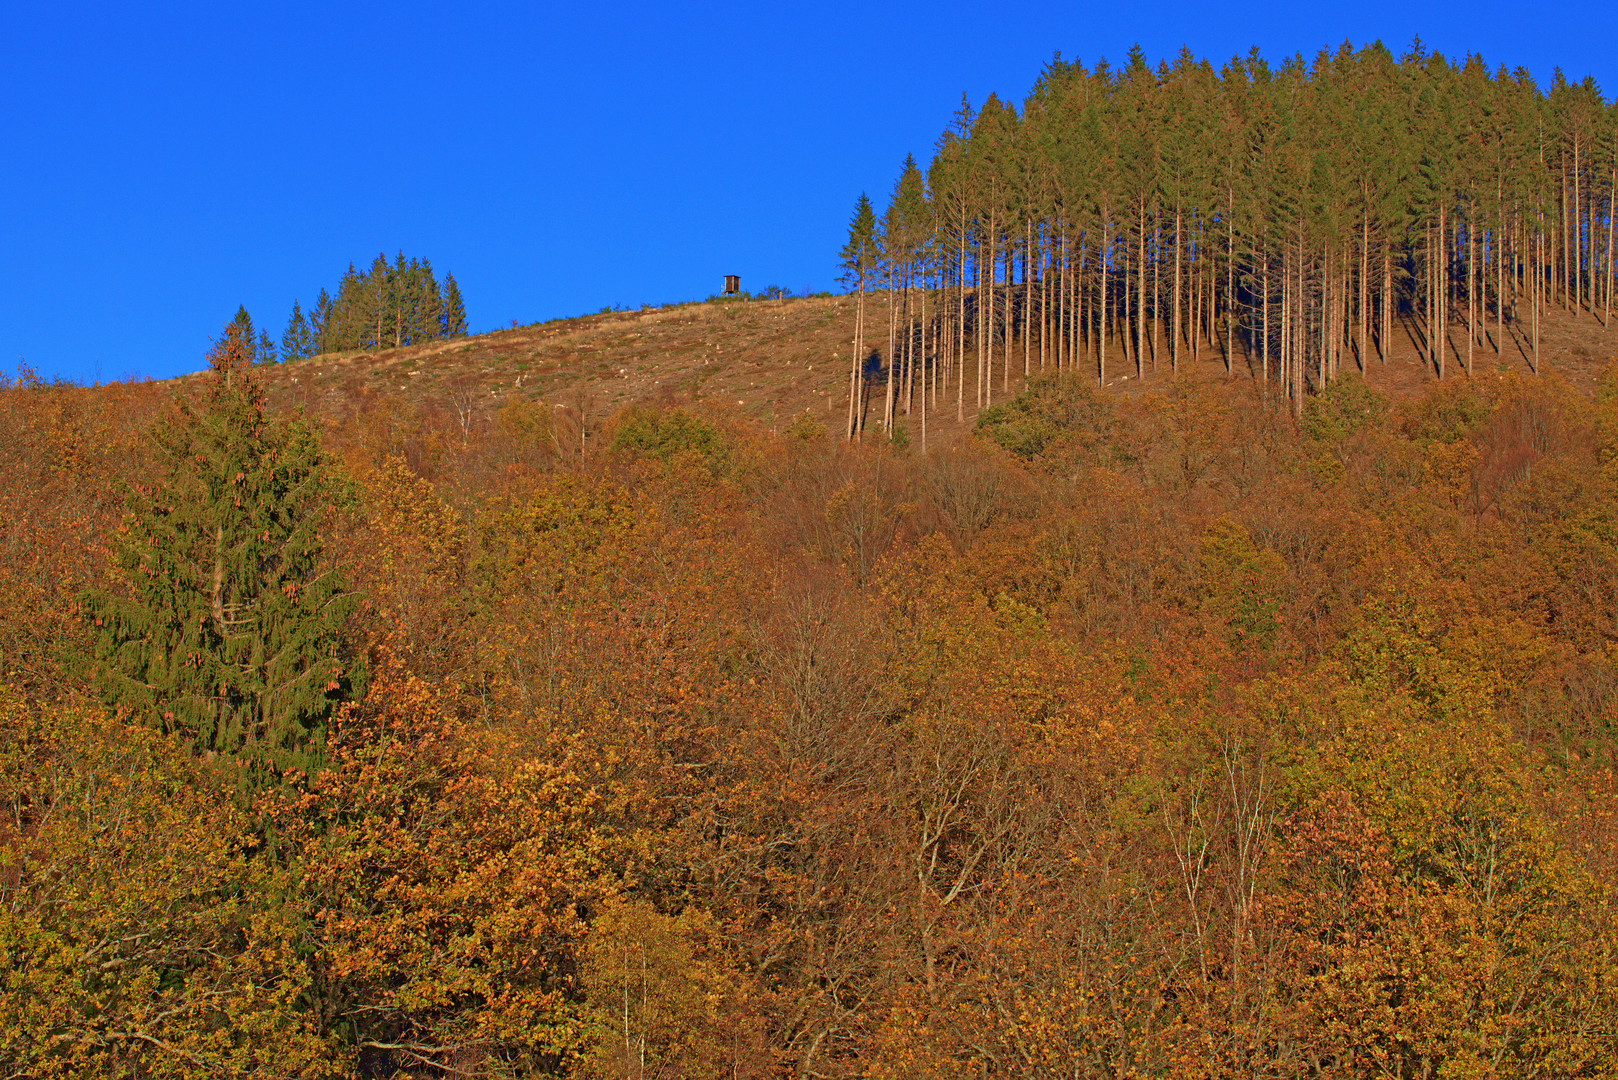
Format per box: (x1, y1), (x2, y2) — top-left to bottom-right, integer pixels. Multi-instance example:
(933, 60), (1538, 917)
(3, 351), (1618, 1076)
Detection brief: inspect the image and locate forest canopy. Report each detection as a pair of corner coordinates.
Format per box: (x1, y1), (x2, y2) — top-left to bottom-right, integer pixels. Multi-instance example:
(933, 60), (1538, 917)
(835, 38), (1617, 445)
(280, 252), (469, 361)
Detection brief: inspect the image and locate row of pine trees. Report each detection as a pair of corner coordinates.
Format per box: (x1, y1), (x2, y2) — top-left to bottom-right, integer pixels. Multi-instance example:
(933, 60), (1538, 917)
(285, 253), (469, 358)
(228, 253), (470, 365)
(841, 40), (1618, 439)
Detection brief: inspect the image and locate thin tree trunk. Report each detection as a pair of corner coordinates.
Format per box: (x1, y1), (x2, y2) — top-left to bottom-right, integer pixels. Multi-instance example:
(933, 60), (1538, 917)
(957, 228), (966, 422)
(1467, 207), (1476, 376)
(920, 268), (928, 451)
(1359, 216), (1369, 372)
(1177, 208), (1190, 375)
(854, 281), (867, 440)
(1262, 251), (1270, 387)
(997, 230), (1007, 393)
(1573, 141), (1582, 313)
(1598, 166), (1611, 327)
(1024, 220), (1033, 377)
(1534, 219), (1542, 372)
(1152, 212), (1161, 372)
(1100, 226), (1109, 387)
(1497, 202), (1506, 351)
(1225, 210), (1235, 373)
(885, 270), (897, 432)
(1137, 204), (1147, 378)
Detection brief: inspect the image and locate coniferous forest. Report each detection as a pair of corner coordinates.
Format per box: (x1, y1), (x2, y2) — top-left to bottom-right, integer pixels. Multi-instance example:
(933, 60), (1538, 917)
(838, 40), (1618, 440)
(279, 253), (469, 362)
(5, 41), (1618, 1080)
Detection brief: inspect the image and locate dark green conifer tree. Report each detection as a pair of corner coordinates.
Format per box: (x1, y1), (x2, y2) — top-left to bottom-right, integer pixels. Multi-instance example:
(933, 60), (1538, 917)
(80, 324), (360, 775)
(414, 259), (444, 344)
(282, 300), (312, 362)
(311, 287), (332, 355)
(441, 272), (468, 337)
(256, 329), (277, 366)
(840, 192), (879, 438)
(229, 306), (258, 363)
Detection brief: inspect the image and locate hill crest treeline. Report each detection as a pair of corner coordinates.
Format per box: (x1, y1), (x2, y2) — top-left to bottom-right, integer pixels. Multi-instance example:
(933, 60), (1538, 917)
(840, 39), (1617, 438)
(280, 252), (469, 361)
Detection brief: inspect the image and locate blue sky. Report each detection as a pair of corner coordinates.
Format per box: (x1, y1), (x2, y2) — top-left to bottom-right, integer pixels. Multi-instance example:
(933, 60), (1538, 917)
(5, 0), (1615, 384)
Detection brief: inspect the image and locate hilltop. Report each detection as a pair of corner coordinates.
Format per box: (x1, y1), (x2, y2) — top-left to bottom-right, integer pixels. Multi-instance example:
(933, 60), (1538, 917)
(225, 291), (1618, 449)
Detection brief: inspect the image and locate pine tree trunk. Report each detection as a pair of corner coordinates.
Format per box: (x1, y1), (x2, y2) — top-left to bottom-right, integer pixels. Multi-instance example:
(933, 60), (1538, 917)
(1497, 203), (1506, 351)
(1123, 241), (1134, 375)
(1262, 252), (1271, 387)
(885, 269), (897, 433)
(1293, 232), (1304, 417)
(957, 230), (966, 423)
(1040, 225), (1049, 370)
(1024, 221), (1032, 377)
(1136, 204), (1147, 378)
(854, 278), (867, 443)
(1225, 212), (1235, 373)
(1318, 242), (1327, 390)
(920, 271), (928, 451)
(1152, 213), (1161, 373)
(1173, 207), (1182, 373)
(1467, 209), (1476, 376)
(996, 229), (1009, 395)
(1573, 141), (1582, 314)
(1552, 165), (1560, 312)
(1100, 225), (1109, 387)
(1605, 167), (1616, 327)
(1534, 220), (1542, 372)
(1360, 216), (1370, 372)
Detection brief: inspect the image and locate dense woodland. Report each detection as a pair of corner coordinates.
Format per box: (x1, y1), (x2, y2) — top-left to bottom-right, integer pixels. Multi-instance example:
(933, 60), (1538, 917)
(841, 40), (1618, 442)
(3, 40), (1618, 1080)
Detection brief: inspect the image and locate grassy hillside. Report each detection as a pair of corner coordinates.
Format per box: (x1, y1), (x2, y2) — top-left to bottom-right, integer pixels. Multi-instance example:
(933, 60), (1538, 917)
(243, 290), (1618, 449)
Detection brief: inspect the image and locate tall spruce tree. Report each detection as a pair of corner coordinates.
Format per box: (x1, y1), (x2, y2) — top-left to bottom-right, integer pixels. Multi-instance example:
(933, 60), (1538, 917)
(282, 300), (312, 362)
(229, 306), (258, 363)
(311, 288), (332, 355)
(415, 259), (444, 343)
(441, 272), (468, 337)
(840, 192), (879, 439)
(80, 324), (360, 774)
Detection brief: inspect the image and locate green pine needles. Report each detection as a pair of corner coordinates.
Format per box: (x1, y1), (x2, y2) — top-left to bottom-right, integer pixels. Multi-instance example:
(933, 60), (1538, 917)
(282, 252), (469, 359)
(81, 324), (361, 775)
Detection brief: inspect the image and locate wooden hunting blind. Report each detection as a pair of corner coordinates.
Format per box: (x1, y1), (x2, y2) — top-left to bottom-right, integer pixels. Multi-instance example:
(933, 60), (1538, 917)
(723, 275), (740, 295)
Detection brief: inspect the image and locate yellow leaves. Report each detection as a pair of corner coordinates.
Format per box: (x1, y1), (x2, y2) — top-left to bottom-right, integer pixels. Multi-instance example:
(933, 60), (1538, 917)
(577, 896), (742, 1080)
(0, 686), (333, 1077)
(260, 649), (637, 1073)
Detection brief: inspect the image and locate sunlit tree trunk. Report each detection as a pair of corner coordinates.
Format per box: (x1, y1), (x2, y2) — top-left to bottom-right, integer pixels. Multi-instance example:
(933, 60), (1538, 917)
(1136, 203), (1147, 378)
(1467, 206), (1476, 376)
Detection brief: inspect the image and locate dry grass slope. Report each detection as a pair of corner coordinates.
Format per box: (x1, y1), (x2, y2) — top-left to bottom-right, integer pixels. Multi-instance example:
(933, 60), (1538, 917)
(209, 292), (1618, 440)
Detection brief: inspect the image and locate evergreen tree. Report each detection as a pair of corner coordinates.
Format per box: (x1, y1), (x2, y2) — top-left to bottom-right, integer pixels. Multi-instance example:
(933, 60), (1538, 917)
(229, 306), (257, 363)
(311, 288), (332, 356)
(840, 193), (879, 438)
(414, 259), (444, 345)
(80, 324), (360, 775)
(256, 329), (277, 366)
(282, 300), (312, 363)
(366, 253), (392, 349)
(298, 257), (465, 351)
(441, 272), (468, 337)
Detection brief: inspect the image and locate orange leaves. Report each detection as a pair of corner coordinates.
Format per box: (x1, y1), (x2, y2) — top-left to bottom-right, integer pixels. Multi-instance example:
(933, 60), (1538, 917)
(265, 647), (637, 1074)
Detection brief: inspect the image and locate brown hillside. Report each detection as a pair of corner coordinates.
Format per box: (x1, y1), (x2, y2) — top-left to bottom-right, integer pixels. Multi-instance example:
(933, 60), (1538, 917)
(227, 292), (1618, 441)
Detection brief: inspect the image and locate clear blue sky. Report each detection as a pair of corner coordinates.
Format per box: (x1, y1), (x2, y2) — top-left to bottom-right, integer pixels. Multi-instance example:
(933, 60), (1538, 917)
(5, 0), (1615, 384)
